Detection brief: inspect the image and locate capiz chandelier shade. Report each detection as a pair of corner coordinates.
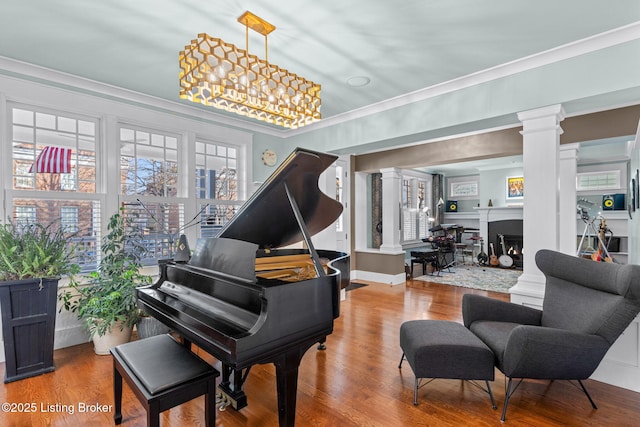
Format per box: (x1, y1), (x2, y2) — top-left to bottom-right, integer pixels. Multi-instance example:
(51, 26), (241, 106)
(179, 11), (321, 129)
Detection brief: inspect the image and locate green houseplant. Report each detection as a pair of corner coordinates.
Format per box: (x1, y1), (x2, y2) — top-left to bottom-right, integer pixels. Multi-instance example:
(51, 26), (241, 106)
(61, 209), (152, 354)
(0, 220), (79, 383)
(0, 220), (79, 282)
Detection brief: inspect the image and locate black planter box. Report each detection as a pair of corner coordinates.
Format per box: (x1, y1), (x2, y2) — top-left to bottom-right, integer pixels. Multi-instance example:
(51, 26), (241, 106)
(0, 278), (59, 383)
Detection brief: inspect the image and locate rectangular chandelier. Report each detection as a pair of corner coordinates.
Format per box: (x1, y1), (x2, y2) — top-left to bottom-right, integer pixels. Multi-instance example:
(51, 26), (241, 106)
(179, 11), (321, 129)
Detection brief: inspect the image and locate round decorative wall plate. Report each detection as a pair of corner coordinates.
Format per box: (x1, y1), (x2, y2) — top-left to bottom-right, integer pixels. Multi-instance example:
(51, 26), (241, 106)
(261, 149), (277, 166)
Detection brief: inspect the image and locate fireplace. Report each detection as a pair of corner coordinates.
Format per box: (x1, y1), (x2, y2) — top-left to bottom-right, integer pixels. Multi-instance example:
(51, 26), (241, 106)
(476, 206), (524, 269)
(488, 220), (523, 269)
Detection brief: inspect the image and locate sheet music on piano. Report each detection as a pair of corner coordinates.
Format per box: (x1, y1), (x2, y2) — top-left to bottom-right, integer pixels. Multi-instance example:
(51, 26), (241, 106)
(137, 148), (350, 427)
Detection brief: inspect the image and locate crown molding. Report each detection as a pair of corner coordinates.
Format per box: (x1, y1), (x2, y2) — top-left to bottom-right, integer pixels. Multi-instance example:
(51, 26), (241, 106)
(291, 21), (640, 137)
(0, 55), (289, 137)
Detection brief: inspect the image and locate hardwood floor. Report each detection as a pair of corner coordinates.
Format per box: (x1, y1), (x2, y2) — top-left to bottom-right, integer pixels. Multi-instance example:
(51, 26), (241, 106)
(2, 279), (639, 426)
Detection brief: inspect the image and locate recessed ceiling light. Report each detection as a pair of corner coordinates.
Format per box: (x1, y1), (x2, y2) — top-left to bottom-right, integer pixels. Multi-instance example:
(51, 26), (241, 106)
(346, 76), (371, 87)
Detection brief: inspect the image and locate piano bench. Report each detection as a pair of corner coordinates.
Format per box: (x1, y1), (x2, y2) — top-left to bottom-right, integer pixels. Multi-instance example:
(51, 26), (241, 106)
(111, 334), (219, 427)
(410, 256), (438, 278)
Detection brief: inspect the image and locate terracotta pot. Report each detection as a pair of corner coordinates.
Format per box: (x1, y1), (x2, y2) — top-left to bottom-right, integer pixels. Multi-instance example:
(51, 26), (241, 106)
(91, 321), (133, 355)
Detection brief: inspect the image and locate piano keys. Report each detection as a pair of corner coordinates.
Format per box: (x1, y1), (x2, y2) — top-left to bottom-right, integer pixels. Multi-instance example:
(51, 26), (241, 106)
(137, 148), (350, 427)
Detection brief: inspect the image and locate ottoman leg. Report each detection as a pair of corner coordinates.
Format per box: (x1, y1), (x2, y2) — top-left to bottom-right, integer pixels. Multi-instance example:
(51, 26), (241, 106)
(501, 378), (514, 422)
(414, 378), (419, 405)
(398, 353), (405, 369)
(486, 381), (497, 410)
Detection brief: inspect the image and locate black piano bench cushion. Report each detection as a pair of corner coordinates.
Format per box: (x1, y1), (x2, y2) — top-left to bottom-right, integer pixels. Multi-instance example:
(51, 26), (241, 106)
(400, 320), (495, 380)
(112, 334), (215, 395)
(111, 334), (219, 427)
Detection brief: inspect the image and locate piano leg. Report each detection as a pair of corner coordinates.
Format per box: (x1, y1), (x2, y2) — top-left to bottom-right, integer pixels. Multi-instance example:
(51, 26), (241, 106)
(274, 336), (327, 427)
(274, 349), (303, 427)
(317, 338), (327, 350)
(217, 364), (248, 411)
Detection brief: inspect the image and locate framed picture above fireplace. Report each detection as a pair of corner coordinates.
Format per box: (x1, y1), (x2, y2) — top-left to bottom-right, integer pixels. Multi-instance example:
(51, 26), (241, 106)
(506, 176), (524, 199)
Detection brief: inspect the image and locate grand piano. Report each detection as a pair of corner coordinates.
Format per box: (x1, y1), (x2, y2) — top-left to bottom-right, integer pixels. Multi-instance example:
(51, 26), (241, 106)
(137, 148), (350, 427)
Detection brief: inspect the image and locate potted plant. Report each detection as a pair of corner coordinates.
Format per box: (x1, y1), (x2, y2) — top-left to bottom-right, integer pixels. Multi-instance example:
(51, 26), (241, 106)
(0, 220), (79, 383)
(136, 309), (171, 339)
(61, 209), (152, 355)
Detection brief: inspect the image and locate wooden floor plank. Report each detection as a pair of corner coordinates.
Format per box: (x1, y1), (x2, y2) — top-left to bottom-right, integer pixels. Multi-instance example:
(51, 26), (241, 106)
(1, 279), (639, 426)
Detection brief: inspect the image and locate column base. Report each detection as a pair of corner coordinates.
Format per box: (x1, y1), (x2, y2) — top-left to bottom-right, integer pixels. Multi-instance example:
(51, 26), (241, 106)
(379, 244), (404, 253)
(509, 272), (545, 309)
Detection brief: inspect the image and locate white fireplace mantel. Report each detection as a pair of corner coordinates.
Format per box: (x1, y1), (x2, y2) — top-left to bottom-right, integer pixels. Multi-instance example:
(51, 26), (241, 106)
(475, 206), (523, 252)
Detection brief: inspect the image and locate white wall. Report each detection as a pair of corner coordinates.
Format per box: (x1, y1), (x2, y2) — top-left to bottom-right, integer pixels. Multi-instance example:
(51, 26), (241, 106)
(591, 122), (640, 391)
(479, 167), (524, 208)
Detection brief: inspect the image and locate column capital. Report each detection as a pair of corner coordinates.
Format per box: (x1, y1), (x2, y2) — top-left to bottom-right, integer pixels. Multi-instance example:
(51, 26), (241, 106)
(379, 167), (401, 179)
(559, 142), (580, 159)
(518, 104), (566, 135)
(517, 104), (566, 122)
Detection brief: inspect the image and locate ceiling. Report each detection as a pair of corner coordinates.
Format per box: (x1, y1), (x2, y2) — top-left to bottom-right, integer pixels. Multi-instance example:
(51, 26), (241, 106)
(1, 1), (639, 174)
(1, 1), (639, 122)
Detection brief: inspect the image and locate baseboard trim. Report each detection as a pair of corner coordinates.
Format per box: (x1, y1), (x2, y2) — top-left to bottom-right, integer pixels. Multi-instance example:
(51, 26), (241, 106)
(352, 270), (405, 285)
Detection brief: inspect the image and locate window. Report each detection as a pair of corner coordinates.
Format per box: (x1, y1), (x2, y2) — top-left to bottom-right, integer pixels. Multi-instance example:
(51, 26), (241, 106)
(403, 209), (418, 241)
(195, 141), (238, 201)
(14, 163), (33, 189)
(122, 201), (183, 264)
(15, 205), (36, 226)
(401, 176), (431, 243)
(61, 170), (77, 191)
(119, 125), (185, 263)
(6, 108), (249, 269)
(61, 206), (79, 232)
(8, 105), (101, 271)
(11, 199), (101, 271)
(576, 171), (621, 191)
(12, 108), (96, 193)
(120, 127), (178, 197)
(195, 140), (243, 238)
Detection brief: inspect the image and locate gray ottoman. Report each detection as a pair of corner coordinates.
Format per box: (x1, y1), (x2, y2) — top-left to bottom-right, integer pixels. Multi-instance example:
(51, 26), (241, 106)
(399, 320), (496, 408)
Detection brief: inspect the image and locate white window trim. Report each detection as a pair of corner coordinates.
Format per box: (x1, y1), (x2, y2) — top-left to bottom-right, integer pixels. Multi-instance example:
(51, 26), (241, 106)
(1, 83), (253, 267)
(576, 170), (621, 191)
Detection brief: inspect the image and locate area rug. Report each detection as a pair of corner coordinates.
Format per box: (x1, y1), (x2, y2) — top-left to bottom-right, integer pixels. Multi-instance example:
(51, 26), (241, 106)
(346, 282), (368, 291)
(415, 266), (521, 293)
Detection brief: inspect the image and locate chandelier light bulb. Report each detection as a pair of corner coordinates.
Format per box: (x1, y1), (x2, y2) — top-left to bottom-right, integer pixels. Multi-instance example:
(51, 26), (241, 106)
(215, 65), (227, 79)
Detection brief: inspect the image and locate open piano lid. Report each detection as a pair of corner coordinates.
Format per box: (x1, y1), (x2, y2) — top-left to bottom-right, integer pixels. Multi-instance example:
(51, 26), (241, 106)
(219, 148), (343, 250)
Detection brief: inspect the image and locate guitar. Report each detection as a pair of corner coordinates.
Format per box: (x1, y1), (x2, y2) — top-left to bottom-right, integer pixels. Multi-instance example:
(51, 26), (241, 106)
(489, 243), (499, 266)
(476, 238), (489, 265)
(591, 219), (613, 263)
(498, 234), (514, 268)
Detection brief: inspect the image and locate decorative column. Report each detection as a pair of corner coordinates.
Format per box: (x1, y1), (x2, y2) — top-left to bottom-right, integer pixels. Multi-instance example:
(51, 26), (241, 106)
(379, 167), (403, 252)
(510, 105), (565, 307)
(559, 143), (580, 255)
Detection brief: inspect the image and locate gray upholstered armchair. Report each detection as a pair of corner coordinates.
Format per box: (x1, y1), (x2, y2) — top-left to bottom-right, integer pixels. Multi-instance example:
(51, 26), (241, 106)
(463, 249), (640, 421)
